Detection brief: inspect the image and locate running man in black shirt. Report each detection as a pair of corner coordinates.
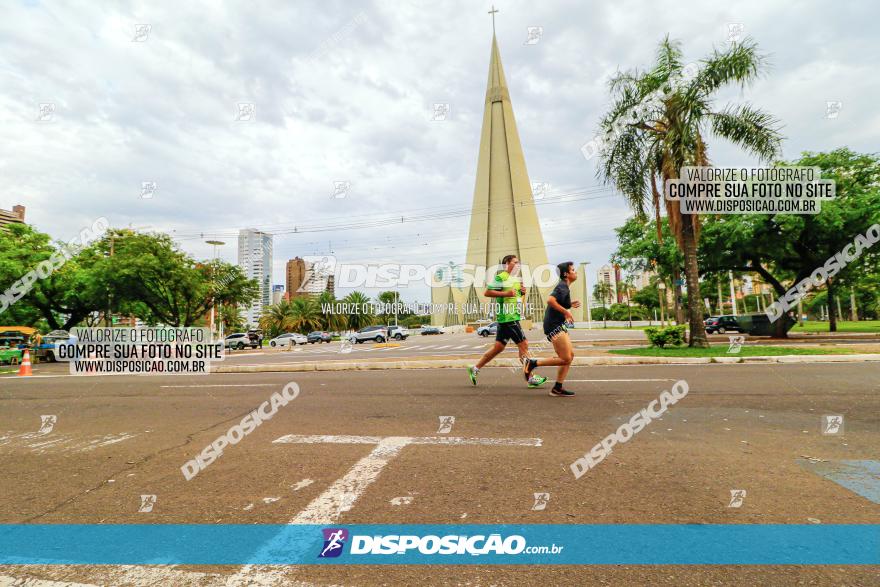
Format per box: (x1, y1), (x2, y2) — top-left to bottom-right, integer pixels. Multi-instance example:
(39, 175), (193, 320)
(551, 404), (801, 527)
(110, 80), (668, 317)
(523, 261), (580, 397)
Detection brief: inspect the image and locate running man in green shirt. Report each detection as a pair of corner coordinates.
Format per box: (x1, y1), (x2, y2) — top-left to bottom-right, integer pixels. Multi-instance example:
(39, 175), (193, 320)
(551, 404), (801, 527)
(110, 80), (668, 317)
(467, 254), (547, 388)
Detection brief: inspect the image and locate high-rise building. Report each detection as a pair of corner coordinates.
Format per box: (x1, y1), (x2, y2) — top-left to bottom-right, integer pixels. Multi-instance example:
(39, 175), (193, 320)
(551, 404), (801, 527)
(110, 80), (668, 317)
(286, 257), (334, 298)
(0, 205), (26, 227)
(596, 265), (618, 306)
(237, 229), (272, 326)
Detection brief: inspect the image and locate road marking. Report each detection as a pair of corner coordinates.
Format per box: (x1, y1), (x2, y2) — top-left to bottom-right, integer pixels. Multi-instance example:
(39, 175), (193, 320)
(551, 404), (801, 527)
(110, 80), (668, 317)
(160, 384), (276, 388)
(566, 378), (675, 382)
(231, 433), (543, 585)
(799, 459), (880, 504)
(272, 434), (541, 524)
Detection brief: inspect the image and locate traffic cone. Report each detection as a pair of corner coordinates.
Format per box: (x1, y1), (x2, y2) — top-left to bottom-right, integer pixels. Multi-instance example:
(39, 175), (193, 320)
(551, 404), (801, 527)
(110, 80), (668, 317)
(17, 349), (33, 376)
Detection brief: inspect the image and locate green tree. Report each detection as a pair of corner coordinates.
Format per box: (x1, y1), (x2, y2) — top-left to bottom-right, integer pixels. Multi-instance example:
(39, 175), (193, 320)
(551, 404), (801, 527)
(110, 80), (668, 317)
(258, 300), (296, 338)
(288, 296), (323, 333)
(316, 291), (348, 332)
(612, 216), (683, 321)
(343, 291), (374, 331)
(593, 282), (612, 328)
(97, 230), (258, 326)
(598, 36), (783, 346)
(0, 223), (107, 329)
(699, 149), (880, 333)
(219, 303), (246, 333)
(632, 284), (660, 313)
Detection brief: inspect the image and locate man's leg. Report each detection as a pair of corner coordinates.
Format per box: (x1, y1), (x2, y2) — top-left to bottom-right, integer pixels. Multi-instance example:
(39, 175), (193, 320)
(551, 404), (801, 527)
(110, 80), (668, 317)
(515, 339), (530, 367)
(468, 335), (507, 385)
(476, 341), (506, 369)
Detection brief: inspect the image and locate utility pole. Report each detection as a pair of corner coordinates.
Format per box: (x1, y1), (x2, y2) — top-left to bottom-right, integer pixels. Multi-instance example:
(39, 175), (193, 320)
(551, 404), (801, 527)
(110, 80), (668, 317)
(206, 240), (225, 340)
(105, 233), (115, 327)
(581, 261), (592, 329)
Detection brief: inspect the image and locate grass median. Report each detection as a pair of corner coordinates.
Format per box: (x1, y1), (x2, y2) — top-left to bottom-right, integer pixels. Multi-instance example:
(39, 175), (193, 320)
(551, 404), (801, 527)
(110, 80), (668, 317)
(609, 345), (857, 357)
(790, 320), (880, 333)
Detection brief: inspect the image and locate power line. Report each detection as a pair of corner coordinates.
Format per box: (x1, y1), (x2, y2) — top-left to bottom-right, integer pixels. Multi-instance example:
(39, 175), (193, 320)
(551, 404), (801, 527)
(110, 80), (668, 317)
(170, 186), (618, 241)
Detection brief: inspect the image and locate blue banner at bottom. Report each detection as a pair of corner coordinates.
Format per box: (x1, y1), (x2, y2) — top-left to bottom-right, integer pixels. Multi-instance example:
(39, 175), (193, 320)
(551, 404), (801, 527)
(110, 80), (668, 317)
(0, 524), (877, 565)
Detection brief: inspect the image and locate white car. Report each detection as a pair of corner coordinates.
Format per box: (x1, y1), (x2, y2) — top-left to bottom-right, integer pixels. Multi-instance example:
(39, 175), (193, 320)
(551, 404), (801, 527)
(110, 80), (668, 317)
(269, 333), (307, 347)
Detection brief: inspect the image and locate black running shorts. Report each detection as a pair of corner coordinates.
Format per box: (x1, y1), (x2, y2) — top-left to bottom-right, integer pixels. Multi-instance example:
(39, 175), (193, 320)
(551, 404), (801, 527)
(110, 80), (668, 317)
(495, 321), (526, 345)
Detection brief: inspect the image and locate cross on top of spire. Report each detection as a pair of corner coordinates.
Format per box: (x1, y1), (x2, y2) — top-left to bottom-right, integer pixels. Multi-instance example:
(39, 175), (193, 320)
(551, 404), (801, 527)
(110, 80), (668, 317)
(488, 5), (499, 33)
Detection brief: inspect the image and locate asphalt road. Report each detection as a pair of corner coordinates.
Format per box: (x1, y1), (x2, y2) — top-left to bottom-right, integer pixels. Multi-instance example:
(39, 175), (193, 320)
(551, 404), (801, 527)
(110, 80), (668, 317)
(222, 329), (880, 366)
(0, 362), (878, 585)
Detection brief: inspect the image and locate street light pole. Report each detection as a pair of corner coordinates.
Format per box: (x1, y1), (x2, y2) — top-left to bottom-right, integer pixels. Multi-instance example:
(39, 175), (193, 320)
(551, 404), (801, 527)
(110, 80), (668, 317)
(206, 240), (225, 340)
(581, 261), (592, 329)
(728, 270), (738, 316)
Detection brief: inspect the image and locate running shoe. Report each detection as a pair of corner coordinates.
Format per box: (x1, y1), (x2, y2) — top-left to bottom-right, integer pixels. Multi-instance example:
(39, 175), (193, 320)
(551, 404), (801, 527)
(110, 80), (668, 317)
(549, 386), (575, 397)
(467, 366), (478, 385)
(522, 357), (537, 381)
(527, 375), (547, 388)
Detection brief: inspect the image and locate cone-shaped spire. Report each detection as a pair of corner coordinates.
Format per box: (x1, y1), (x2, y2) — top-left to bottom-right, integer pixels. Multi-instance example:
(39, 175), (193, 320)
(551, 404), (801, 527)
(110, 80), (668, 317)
(430, 34), (558, 326)
(465, 35), (550, 286)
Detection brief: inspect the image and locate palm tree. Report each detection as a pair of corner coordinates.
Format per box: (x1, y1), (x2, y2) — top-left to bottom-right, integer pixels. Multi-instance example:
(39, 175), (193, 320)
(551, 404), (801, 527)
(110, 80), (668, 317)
(288, 296), (323, 333)
(259, 300), (297, 338)
(598, 36), (782, 346)
(219, 303), (246, 333)
(593, 282), (612, 328)
(343, 291), (374, 331)
(317, 291), (348, 333)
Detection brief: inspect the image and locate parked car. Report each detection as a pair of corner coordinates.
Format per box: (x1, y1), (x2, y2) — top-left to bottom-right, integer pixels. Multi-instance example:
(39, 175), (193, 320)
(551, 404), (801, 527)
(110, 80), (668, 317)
(349, 326), (388, 343)
(307, 331), (332, 344)
(269, 333), (308, 347)
(421, 326), (443, 335)
(0, 332), (27, 347)
(0, 347), (22, 365)
(386, 326), (409, 340)
(476, 322), (498, 337)
(704, 315), (744, 334)
(34, 330), (72, 362)
(225, 332), (262, 350)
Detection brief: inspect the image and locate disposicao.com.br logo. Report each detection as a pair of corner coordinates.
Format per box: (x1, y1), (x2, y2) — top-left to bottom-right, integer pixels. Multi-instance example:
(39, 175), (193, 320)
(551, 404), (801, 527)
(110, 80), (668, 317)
(318, 528), (563, 558)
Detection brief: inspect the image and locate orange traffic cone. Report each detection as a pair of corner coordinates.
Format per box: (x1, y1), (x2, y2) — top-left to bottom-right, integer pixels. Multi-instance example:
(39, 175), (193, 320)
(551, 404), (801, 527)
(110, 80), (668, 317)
(17, 349), (33, 376)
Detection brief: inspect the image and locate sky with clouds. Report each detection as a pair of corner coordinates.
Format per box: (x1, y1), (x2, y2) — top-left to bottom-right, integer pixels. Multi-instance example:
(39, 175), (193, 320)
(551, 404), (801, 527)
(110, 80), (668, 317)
(2, 0), (878, 302)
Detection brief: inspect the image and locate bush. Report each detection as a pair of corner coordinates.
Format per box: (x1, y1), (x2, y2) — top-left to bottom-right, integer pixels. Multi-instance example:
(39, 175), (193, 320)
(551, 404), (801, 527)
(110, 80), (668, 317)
(644, 325), (687, 348)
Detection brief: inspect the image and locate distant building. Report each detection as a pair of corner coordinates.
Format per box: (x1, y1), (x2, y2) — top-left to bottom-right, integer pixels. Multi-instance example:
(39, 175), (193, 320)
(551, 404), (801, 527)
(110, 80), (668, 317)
(237, 229), (273, 326)
(0, 205), (26, 227)
(286, 256), (334, 298)
(272, 285), (284, 305)
(630, 270), (653, 291)
(596, 265), (618, 305)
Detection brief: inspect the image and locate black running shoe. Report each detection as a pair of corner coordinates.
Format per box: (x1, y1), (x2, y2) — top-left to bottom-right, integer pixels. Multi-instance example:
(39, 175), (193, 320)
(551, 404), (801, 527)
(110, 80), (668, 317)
(549, 386), (575, 397)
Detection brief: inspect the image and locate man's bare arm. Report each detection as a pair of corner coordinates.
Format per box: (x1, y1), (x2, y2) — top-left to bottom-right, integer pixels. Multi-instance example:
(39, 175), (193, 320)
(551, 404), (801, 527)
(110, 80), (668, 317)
(484, 289), (515, 298)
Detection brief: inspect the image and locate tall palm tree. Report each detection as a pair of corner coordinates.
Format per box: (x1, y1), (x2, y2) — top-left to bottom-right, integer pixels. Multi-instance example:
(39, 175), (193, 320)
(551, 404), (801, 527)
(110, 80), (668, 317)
(288, 296), (323, 333)
(258, 300), (297, 338)
(598, 37), (782, 347)
(317, 291), (348, 332)
(343, 291), (374, 331)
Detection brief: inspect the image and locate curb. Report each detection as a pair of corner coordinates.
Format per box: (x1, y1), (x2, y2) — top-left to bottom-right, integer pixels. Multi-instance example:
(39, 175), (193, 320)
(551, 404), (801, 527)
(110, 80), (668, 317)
(212, 354), (880, 373)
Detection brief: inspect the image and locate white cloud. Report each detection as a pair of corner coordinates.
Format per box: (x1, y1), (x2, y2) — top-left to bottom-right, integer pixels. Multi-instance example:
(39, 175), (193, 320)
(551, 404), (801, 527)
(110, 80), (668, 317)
(1, 0), (877, 301)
